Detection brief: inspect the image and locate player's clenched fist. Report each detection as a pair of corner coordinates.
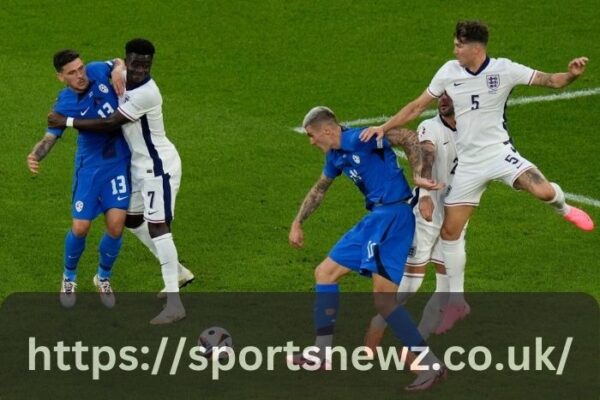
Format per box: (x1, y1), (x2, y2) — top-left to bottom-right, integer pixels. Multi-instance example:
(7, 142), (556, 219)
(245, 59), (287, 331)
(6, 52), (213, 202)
(288, 221), (304, 248)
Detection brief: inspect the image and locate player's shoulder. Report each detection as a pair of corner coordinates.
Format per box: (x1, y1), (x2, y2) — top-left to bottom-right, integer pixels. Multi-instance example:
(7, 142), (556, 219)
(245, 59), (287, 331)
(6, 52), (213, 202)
(417, 117), (444, 142)
(436, 60), (462, 75)
(340, 127), (367, 151)
(54, 87), (76, 106)
(490, 57), (524, 70)
(85, 60), (111, 78)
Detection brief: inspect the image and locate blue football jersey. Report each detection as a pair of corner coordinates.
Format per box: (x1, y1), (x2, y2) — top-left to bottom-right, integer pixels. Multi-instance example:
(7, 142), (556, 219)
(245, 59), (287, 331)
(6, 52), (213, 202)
(47, 61), (130, 168)
(323, 127), (413, 210)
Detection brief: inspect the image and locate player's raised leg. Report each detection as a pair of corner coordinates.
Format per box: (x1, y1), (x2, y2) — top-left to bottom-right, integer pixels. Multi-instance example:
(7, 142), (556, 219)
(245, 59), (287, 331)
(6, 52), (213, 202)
(372, 274), (446, 392)
(364, 264), (426, 352)
(513, 168), (594, 231)
(437, 205), (472, 334)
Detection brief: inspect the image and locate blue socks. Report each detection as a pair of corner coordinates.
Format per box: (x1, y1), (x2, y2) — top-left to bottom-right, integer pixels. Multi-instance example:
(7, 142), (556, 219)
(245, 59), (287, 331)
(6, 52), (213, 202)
(63, 230), (86, 281)
(97, 233), (123, 280)
(385, 305), (426, 348)
(314, 283), (340, 336)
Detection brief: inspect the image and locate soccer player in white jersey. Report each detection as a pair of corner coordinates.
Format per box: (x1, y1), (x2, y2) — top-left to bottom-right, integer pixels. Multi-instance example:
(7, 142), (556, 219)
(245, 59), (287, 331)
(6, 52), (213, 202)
(361, 20), (594, 334)
(365, 93), (463, 352)
(49, 39), (191, 325)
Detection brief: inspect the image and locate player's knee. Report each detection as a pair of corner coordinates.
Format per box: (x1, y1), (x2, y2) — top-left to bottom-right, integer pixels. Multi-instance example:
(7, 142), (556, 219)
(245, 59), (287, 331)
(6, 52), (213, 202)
(106, 224), (124, 238)
(373, 293), (397, 316)
(440, 225), (461, 241)
(148, 221), (171, 238)
(125, 214), (144, 229)
(314, 263), (341, 284)
(71, 220), (91, 237)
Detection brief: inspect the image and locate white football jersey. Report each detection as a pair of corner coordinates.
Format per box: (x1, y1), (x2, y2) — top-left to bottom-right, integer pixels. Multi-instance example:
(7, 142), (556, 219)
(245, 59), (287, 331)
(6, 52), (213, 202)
(417, 115), (458, 222)
(427, 57), (536, 164)
(118, 78), (180, 179)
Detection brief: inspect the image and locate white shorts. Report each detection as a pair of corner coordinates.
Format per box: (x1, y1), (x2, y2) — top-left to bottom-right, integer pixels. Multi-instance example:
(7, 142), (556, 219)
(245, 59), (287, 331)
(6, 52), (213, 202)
(406, 207), (468, 267)
(406, 216), (444, 267)
(445, 141), (535, 206)
(128, 170), (181, 223)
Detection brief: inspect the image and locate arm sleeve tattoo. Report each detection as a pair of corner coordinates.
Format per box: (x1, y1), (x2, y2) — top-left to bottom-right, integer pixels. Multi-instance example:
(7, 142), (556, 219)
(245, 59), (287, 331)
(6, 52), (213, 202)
(294, 174), (334, 224)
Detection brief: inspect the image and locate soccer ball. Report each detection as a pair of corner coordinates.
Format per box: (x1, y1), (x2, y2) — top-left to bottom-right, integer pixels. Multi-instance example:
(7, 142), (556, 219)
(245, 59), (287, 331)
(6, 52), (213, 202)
(198, 326), (233, 359)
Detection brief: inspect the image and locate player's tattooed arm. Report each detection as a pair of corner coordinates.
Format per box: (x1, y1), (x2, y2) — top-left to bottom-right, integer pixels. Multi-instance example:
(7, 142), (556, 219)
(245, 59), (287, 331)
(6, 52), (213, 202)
(386, 128), (443, 190)
(531, 57), (588, 88)
(420, 140), (436, 181)
(294, 174), (334, 224)
(289, 174), (334, 248)
(27, 133), (58, 173)
(386, 128), (423, 176)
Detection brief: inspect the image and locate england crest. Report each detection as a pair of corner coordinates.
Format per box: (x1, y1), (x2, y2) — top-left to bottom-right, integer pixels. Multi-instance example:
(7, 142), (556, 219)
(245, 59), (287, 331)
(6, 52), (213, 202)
(486, 74), (500, 91)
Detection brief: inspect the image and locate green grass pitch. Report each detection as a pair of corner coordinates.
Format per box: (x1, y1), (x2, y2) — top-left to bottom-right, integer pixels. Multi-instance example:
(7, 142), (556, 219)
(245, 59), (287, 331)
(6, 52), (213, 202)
(0, 0), (598, 300)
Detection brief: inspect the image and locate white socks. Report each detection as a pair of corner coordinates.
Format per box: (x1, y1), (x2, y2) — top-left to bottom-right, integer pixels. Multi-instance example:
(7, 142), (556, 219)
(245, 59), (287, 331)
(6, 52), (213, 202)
(418, 273), (450, 339)
(153, 233), (179, 293)
(128, 221), (158, 258)
(397, 271), (425, 305)
(128, 221), (185, 274)
(441, 239), (466, 304)
(547, 182), (570, 216)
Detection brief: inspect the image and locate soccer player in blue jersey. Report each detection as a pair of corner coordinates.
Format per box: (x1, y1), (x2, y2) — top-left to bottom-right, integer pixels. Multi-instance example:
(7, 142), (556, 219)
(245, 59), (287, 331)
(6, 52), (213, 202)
(48, 39), (192, 325)
(288, 106), (446, 391)
(27, 50), (131, 309)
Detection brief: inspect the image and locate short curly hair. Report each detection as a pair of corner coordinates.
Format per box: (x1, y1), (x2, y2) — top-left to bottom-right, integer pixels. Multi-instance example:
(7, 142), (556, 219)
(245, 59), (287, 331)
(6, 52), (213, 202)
(455, 20), (489, 45)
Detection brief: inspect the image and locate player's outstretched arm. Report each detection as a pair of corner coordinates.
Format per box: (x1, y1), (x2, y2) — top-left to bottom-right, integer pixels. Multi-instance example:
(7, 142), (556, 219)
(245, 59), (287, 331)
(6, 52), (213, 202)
(27, 133), (58, 174)
(360, 90), (436, 142)
(48, 110), (129, 133)
(289, 174), (334, 248)
(531, 57), (588, 88)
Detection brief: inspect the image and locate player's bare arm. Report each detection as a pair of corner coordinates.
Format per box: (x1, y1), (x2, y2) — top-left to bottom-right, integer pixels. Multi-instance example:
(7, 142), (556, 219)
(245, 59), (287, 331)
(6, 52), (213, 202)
(27, 133), (58, 174)
(360, 90), (436, 142)
(386, 129), (442, 190)
(419, 140), (436, 181)
(48, 110), (130, 132)
(289, 174), (334, 248)
(111, 58), (126, 97)
(531, 57), (588, 88)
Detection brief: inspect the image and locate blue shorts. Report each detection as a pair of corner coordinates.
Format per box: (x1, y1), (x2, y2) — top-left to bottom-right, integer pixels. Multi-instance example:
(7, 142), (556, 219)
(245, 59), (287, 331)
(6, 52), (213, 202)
(329, 203), (415, 285)
(71, 161), (131, 220)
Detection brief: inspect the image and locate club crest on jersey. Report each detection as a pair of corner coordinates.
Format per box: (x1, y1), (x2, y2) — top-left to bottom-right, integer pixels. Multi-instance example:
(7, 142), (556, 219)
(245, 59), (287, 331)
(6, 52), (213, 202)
(352, 154), (361, 164)
(98, 83), (109, 94)
(75, 201), (84, 212)
(486, 74), (500, 92)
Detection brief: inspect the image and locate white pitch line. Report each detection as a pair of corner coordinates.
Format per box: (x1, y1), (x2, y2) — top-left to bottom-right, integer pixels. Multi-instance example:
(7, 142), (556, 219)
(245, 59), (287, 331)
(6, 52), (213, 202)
(292, 87), (600, 133)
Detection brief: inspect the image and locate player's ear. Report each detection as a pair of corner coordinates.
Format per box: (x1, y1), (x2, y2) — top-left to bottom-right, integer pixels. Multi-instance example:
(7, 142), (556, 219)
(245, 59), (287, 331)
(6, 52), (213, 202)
(56, 71), (65, 83)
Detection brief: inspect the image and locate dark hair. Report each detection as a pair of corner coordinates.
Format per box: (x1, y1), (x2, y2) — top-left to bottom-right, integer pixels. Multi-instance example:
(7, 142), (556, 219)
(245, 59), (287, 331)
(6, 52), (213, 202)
(125, 38), (155, 56)
(455, 20), (489, 45)
(53, 49), (80, 72)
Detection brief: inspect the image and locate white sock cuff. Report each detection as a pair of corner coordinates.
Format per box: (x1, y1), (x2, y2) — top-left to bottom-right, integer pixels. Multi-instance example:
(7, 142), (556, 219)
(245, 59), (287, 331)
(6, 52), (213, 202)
(441, 238), (465, 252)
(548, 182), (565, 204)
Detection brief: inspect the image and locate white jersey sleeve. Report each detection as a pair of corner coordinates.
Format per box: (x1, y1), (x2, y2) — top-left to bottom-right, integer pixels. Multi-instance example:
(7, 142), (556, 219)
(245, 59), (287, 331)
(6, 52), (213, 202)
(118, 84), (161, 122)
(427, 61), (454, 98)
(417, 119), (441, 147)
(503, 58), (537, 86)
